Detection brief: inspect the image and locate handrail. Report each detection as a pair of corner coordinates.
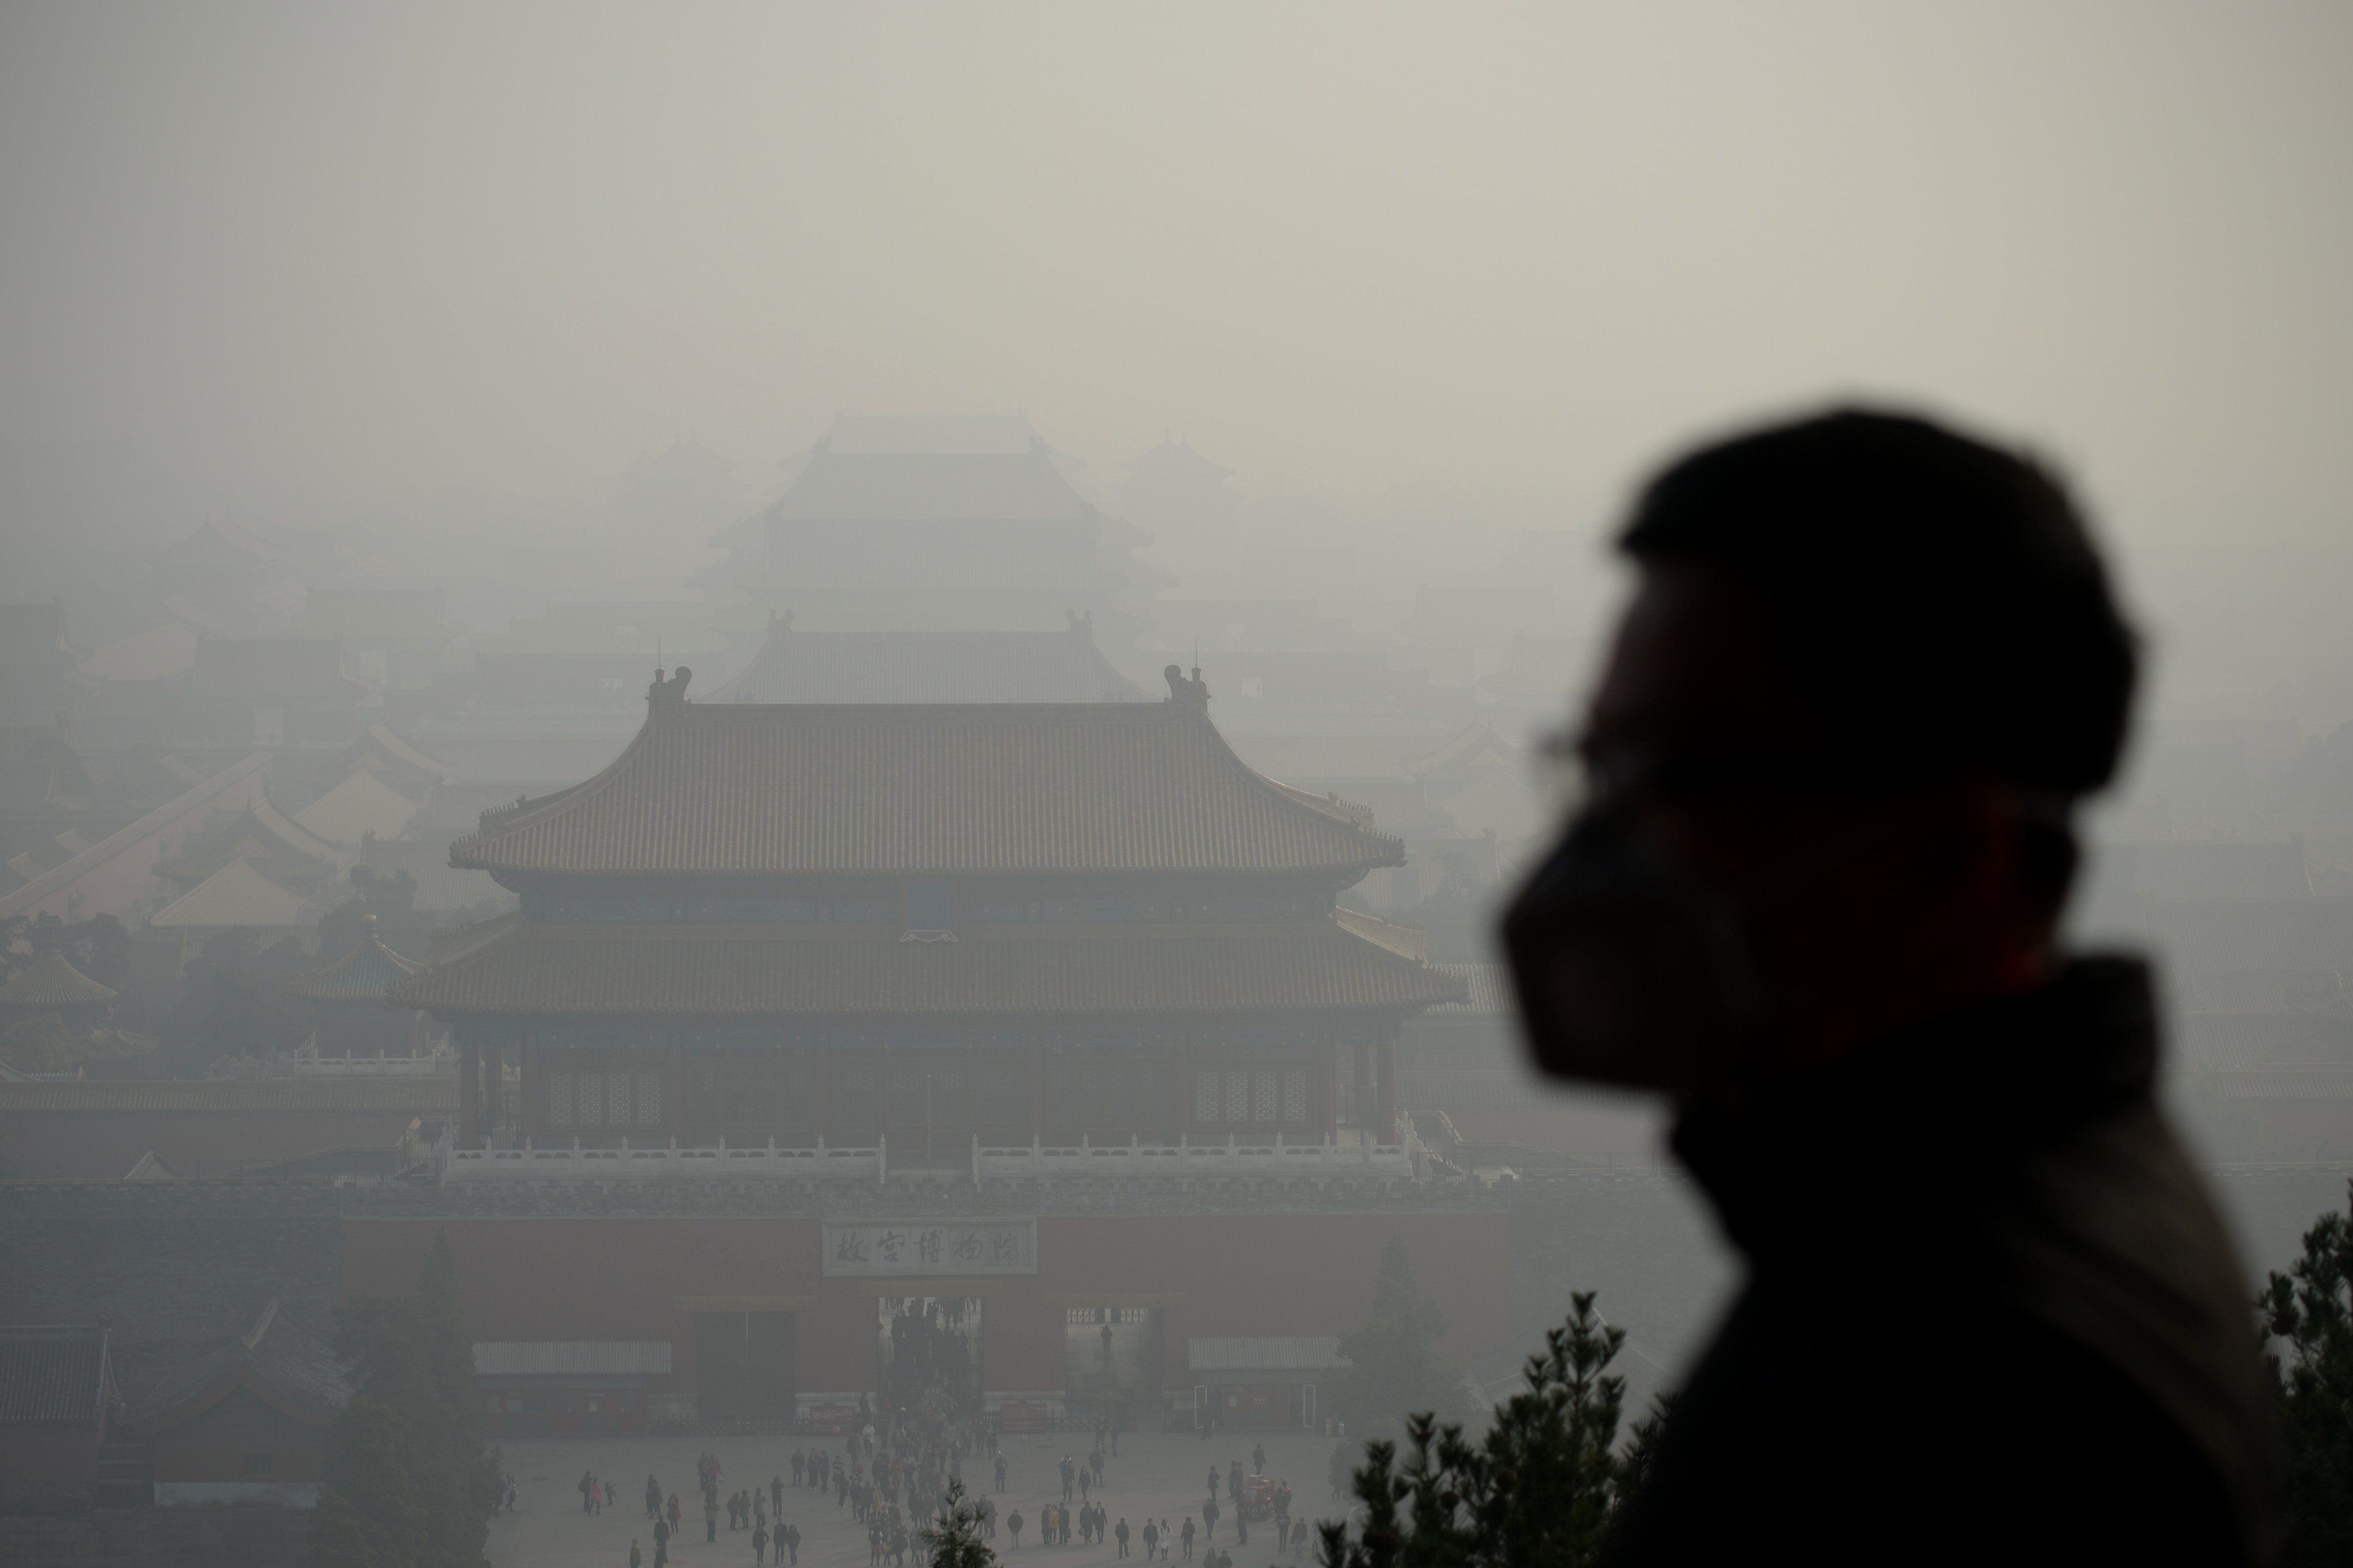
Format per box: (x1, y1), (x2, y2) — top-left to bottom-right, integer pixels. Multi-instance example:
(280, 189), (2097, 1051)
(439, 1129), (1410, 1184)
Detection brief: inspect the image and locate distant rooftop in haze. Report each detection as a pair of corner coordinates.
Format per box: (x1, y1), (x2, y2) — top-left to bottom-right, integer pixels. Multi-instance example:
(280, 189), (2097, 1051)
(822, 413), (1046, 455)
(714, 614), (1151, 704)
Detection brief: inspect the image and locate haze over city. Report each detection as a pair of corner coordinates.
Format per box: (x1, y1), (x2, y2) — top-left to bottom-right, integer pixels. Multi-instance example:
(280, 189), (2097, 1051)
(2, 6), (2350, 1567)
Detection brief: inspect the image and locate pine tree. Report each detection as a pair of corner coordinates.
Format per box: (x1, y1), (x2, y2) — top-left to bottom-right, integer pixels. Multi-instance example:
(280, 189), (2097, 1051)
(919, 1478), (995, 1568)
(312, 1231), (501, 1568)
(1335, 1241), (1466, 1427)
(2262, 1180), (2353, 1566)
(1318, 1293), (1661, 1568)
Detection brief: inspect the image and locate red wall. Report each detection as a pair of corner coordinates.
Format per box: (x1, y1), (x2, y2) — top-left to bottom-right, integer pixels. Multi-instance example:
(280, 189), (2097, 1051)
(0, 1112), (420, 1180)
(0, 1431), (98, 1484)
(344, 1208), (1510, 1397)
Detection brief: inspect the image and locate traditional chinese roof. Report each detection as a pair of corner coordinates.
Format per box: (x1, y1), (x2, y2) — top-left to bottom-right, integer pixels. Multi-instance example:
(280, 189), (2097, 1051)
(0, 950), (117, 1008)
(146, 858), (323, 932)
(293, 770), (423, 846)
(715, 619), (1151, 705)
(0, 1325), (112, 1431)
(0, 602), (76, 668)
(156, 798), (343, 886)
(0, 1078), (453, 1113)
(391, 917), (1467, 1017)
(287, 915), (425, 1002)
(128, 1300), (349, 1432)
(151, 519), (276, 572)
(302, 587), (452, 642)
(773, 444), (1091, 524)
(1427, 963), (1512, 1015)
(188, 637), (363, 702)
(77, 619), (201, 683)
(451, 681), (1402, 879)
(342, 722), (456, 794)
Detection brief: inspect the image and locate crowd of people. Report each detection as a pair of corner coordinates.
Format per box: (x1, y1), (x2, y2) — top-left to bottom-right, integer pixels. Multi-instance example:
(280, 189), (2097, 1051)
(528, 1398), (1320, 1568)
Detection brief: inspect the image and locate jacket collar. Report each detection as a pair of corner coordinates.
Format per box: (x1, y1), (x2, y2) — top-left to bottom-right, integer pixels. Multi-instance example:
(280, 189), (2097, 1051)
(1670, 955), (2160, 1264)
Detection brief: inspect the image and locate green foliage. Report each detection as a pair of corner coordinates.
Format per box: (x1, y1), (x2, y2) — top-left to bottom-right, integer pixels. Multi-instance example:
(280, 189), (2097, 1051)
(312, 1231), (501, 1568)
(0, 1012), (74, 1075)
(2263, 1180), (2353, 1566)
(1318, 1293), (1661, 1568)
(158, 927), (311, 1073)
(919, 1478), (996, 1568)
(1336, 1241), (1467, 1426)
(2, 912), (131, 985)
(317, 868), (433, 961)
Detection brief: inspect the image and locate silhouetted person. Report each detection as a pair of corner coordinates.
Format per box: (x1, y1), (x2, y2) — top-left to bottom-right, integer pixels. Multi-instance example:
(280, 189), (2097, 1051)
(1503, 409), (2278, 1566)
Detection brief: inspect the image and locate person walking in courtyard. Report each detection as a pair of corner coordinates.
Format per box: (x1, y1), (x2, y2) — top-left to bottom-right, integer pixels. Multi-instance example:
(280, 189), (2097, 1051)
(784, 1521), (800, 1565)
(653, 1516), (670, 1568)
(1116, 1516), (1130, 1557)
(1201, 1494), (1219, 1542)
(668, 1493), (682, 1537)
(994, 1452), (1007, 1493)
(1141, 1518), (1156, 1559)
(632, 1542), (643, 1568)
(1007, 1508), (1024, 1549)
(706, 1491), (720, 1543)
(754, 1522), (769, 1566)
(1252, 1443), (1265, 1477)
(1180, 1515), (1196, 1560)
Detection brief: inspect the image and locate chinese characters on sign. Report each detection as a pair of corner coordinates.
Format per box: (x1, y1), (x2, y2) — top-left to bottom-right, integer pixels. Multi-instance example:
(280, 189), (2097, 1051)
(821, 1218), (1037, 1276)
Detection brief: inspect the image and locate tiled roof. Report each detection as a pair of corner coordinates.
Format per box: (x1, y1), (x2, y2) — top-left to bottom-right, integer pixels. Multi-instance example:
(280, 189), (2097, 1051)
(189, 638), (362, 701)
(286, 917), (425, 1001)
(129, 1300), (349, 1430)
(773, 447), (1091, 523)
(1428, 963), (1512, 1015)
(0, 1326), (110, 1429)
(391, 918), (1468, 1017)
(0, 1078), (453, 1114)
(0, 753), (272, 921)
(452, 695), (1403, 878)
(715, 623), (1152, 705)
(293, 770), (422, 846)
(0, 950), (117, 1007)
(146, 858), (321, 931)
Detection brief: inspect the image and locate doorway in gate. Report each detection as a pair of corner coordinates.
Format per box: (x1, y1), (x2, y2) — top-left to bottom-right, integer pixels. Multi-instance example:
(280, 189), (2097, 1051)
(695, 1310), (795, 1429)
(876, 1296), (983, 1420)
(1063, 1306), (1161, 1421)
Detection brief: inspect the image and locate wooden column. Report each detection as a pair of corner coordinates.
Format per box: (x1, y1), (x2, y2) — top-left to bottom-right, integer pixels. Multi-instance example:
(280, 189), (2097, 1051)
(457, 1042), (480, 1146)
(1351, 1041), (1373, 1134)
(1376, 1039), (1398, 1144)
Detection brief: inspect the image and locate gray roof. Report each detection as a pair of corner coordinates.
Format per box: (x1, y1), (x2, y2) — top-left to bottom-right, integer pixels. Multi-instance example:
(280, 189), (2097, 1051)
(1187, 1336), (1350, 1373)
(0, 950), (117, 1008)
(128, 1300), (349, 1428)
(286, 917), (425, 1002)
(774, 447), (1091, 523)
(473, 1342), (673, 1376)
(0, 1325), (111, 1430)
(1428, 963), (1510, 1015)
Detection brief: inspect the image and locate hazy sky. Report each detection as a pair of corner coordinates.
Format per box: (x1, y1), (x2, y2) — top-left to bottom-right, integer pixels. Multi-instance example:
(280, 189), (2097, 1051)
(3, 3), (2350, 692)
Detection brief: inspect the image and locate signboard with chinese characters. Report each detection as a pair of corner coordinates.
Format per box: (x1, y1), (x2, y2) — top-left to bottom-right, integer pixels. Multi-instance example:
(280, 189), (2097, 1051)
(820, 1218), (1038, 1276)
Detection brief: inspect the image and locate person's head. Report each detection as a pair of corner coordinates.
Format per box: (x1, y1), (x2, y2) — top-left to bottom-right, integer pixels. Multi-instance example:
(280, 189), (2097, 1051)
(1507, 406), (2136, 1091)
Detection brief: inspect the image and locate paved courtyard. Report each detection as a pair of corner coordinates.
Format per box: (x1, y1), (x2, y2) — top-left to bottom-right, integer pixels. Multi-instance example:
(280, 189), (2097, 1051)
(485, 1428), (1350, 1568)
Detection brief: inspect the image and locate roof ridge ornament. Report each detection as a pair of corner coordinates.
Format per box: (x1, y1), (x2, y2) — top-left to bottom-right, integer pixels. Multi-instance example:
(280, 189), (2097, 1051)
(646, 664), (693, 719)
(1163, 663), (1210, 711)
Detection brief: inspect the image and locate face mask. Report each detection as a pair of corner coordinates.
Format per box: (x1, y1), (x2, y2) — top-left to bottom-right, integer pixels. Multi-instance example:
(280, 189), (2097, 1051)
(1498, 796), (1758, 1095)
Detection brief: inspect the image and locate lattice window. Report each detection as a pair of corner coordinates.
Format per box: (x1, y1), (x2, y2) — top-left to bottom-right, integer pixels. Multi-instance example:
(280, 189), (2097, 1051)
(578, 1072), (603, 1125)
(1117, 1307), (1149, 1324)
(609, 1073), (633, 1123)
(1284, 1070), (1307, 1122)
(1066, 1308), (1100, 1325)
(637, 1073), (662, 1127)
(548, 1074), (573, 1126)
(1195, 1072), (1219, 1122)
(1253, 1071), (1278, 1123)
(1224, 1071), (1248, 1123)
